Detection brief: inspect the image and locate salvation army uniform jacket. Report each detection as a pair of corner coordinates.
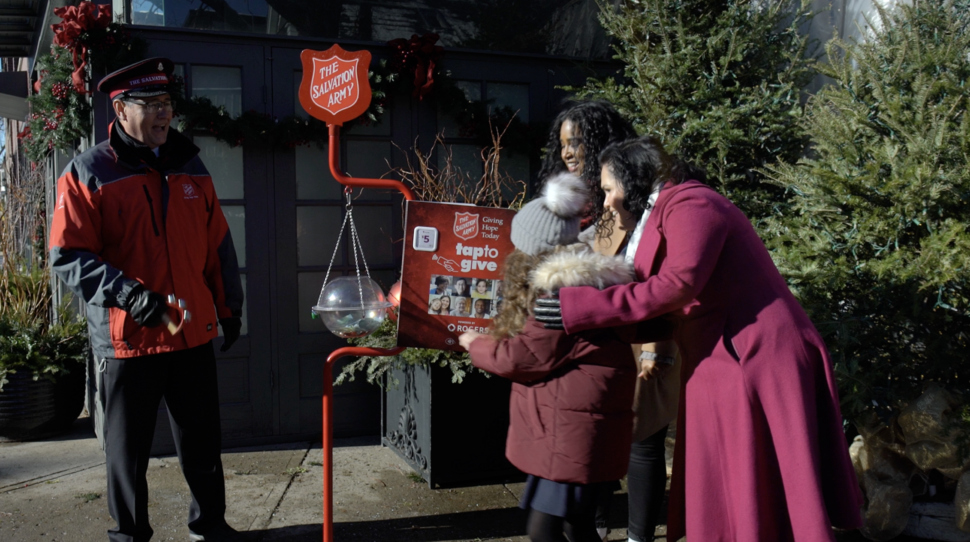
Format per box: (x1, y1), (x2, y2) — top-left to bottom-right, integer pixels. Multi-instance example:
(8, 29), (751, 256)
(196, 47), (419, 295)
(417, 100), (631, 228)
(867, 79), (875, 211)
(49, 122), (243, 359)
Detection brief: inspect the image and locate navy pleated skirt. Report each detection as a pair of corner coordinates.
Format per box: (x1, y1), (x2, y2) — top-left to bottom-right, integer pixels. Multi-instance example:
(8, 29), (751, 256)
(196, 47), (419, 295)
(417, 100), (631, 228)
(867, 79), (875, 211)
(519, 475), (618, 518)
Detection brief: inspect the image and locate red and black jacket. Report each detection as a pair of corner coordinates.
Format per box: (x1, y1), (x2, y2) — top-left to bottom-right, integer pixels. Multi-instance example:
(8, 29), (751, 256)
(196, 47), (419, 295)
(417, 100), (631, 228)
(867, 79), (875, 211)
(49, 123), (243, 359)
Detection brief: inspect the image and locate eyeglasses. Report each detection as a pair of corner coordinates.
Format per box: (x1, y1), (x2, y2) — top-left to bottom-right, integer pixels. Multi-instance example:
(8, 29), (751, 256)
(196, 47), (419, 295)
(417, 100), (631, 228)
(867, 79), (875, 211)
(124, 100), (174, 114)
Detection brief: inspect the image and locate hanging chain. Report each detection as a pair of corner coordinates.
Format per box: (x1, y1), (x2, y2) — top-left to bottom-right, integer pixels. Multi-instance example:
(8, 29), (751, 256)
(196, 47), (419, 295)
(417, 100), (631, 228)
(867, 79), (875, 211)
(321, 192), (351, 292)
(321, 187), (376, 311)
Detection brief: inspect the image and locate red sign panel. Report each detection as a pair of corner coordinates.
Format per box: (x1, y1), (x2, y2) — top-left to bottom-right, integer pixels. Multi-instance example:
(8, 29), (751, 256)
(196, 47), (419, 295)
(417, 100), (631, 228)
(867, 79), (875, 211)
(298, 45), (372, 125)
(397, 201), (517, 352)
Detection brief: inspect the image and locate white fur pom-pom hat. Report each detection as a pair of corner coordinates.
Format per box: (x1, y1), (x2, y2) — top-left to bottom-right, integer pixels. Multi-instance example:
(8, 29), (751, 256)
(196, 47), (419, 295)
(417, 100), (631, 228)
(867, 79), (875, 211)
(510, 172), (589, 256)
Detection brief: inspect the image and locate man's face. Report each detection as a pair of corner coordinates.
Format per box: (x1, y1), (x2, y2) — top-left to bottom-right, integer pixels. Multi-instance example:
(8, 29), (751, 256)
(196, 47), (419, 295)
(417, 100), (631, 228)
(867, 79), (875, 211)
(114, 93), (173, 149)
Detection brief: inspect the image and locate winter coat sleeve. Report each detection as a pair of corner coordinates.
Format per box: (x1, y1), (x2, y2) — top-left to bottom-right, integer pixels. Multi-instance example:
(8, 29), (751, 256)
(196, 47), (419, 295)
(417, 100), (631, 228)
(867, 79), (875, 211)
(467, 320), (576, 383)
(48, 166), (141, 308)
(560, 189), (730, 333)
(202, 174), (244, 319)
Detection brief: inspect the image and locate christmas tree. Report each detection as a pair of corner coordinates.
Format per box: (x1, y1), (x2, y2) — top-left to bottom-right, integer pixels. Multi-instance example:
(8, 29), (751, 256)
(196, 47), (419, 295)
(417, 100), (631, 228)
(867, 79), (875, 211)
(575, 0), (815, 223)
(765, 0), (970, 427)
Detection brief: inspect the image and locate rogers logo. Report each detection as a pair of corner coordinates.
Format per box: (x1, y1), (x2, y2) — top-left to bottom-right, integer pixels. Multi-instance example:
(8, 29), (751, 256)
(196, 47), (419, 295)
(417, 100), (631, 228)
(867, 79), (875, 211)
(447, 323), (489, 333)
(454, 212), (479, 240)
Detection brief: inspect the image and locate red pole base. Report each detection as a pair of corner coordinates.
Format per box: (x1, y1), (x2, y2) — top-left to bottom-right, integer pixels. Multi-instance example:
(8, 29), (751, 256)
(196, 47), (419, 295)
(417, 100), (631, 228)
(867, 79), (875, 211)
(322, 346), (406, 542)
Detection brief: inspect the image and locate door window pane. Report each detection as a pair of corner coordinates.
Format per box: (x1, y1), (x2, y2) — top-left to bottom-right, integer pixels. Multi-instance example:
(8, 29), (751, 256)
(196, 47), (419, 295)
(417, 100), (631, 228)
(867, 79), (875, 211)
(345, 114), (391, 137)
(296, 145), (340, 200)
(197, 136), (244, 199)
(349, 207), (395, 267)
(437, 80), (481, 137)
(222, 205), (246, 268)
(192, 66), (242, 118)
(487, 82), (529, 123)
(346, 141), (393, 201)
(299, 271), (327, 332)
(297, 207), (343, 267)
(499, 149), (530, 192)
(437, 144), (483, 200)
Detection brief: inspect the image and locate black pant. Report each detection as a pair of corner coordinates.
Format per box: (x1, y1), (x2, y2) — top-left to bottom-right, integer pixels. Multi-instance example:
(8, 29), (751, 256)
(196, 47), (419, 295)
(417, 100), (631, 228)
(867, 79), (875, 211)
(626, 425), (669, 542)
(101, 342), (226, 542)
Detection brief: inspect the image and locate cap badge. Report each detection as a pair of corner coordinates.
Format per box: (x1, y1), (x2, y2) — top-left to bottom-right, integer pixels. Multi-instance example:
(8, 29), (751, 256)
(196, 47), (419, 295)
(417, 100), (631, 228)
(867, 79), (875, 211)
(158, 62), (164, 71)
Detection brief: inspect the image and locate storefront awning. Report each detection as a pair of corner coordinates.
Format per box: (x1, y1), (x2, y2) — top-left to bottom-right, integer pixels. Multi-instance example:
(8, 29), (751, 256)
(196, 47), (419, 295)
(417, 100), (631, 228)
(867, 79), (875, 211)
(0, 1), (44, 58)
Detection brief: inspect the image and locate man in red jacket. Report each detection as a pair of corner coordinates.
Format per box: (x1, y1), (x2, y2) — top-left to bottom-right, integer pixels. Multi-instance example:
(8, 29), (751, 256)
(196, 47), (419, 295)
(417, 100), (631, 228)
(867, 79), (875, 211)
(49, 58), (243, 542)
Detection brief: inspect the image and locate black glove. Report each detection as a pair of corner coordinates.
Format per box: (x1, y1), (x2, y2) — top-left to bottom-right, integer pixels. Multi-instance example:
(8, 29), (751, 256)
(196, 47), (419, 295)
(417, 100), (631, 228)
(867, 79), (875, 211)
(534, 296), (564, 330)
(219, 317), (242, 352)
(124, 284), (168, 328)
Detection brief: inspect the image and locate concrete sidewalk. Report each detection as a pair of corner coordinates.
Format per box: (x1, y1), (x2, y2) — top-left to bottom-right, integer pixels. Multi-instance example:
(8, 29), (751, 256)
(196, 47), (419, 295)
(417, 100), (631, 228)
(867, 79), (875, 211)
(0, 416), (635, 542)
(0, 416), (891, 542)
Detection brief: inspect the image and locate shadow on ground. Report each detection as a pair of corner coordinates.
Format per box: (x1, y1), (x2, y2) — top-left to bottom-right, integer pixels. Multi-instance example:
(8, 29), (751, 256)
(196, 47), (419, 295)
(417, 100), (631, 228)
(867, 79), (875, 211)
(259, 507), (527, 541)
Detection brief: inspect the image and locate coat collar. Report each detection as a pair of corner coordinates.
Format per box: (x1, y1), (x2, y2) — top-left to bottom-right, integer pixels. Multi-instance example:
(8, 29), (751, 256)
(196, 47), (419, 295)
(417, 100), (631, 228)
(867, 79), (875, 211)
(108, 120), (200, 173)
(531, 244), (635, 292)
(634, 180), (712, 277)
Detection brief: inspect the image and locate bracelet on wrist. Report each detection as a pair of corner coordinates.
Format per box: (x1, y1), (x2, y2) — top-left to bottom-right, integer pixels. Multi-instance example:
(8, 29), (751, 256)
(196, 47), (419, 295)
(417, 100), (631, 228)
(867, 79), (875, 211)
(640, 351), (676, 366)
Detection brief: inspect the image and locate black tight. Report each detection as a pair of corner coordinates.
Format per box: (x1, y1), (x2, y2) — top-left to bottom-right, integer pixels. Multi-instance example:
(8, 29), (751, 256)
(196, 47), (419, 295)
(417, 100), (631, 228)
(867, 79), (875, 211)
(627, 425), (669, 542)
(526, 508), (602, 542)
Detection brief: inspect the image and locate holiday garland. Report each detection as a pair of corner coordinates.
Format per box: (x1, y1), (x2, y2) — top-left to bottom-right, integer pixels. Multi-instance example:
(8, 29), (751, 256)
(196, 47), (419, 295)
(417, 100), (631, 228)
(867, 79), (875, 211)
(23, 5), (541, 161)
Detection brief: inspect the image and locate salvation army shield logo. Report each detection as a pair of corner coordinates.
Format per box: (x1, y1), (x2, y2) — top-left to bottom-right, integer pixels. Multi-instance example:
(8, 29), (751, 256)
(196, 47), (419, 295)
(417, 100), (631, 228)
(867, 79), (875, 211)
(299, 45), (373, 126)
(309, 56), (360, 115)
(454, 212), (479, 240)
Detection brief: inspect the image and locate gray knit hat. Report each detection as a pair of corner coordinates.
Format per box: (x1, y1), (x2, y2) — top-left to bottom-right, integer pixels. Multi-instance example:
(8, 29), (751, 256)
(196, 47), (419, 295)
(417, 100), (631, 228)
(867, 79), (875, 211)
(511, 172), (588, 256)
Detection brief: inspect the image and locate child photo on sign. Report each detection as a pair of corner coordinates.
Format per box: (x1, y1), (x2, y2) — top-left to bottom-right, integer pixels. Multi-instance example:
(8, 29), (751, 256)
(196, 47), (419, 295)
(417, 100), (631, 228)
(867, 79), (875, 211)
(428, 296), (444, 315)
(435, 295), (452, 316)
(471, 278), (493, 300)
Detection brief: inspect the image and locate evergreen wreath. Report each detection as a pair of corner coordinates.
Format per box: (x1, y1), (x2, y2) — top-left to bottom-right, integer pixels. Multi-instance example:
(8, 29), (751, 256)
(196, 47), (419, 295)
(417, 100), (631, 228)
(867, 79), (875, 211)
(21, 1), (145, 162)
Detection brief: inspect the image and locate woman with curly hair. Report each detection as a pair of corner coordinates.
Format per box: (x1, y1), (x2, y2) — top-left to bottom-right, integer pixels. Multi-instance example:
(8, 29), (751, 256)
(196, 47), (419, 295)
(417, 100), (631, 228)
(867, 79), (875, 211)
(536, 137), (862, 540)
(541, 100), (678, 542)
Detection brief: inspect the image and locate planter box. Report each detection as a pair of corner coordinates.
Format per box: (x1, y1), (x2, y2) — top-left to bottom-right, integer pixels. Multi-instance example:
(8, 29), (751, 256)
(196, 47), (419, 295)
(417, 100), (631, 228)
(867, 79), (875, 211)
(0, 368), (85, 441)
(382, 363), (523, 488)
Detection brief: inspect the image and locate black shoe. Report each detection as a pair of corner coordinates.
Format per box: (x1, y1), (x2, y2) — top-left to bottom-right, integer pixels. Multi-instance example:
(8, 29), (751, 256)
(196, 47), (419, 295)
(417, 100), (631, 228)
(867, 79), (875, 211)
(188, 523), (242, 541)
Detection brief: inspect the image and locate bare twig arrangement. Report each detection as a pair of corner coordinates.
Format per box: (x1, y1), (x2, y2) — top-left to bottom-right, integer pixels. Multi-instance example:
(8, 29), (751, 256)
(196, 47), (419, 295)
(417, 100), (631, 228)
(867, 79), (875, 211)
(392, 117), (527, 209)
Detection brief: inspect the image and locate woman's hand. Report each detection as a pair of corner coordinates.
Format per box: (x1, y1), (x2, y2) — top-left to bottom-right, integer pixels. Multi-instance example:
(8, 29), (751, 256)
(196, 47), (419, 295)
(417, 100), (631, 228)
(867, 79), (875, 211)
(458, 330), (483, 350)
(638, 358), (669, 381)
(638, 343), (677, 381)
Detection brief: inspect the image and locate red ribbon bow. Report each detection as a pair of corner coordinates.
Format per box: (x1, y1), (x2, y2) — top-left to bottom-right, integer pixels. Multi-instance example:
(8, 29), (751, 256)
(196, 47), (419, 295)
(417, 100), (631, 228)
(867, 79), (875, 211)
(51, 1), (112, 94)
(388, 33), (444, 100)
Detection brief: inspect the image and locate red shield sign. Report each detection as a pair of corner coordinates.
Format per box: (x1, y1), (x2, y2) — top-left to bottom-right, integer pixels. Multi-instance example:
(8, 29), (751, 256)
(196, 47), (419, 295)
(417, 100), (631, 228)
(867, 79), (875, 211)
(299, 45), (372, 126)
(454, 212), (479, 240)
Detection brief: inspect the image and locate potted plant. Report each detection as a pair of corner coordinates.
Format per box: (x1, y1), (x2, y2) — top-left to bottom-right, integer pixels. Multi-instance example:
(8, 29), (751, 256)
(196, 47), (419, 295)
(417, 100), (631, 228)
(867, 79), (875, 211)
(339, 126), (529, 487)
(0, 155), (89, 441)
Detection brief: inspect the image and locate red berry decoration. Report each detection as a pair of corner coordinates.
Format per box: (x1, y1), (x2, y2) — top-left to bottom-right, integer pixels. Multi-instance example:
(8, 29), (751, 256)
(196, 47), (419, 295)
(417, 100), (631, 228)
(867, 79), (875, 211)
(51, 82), (71, 100)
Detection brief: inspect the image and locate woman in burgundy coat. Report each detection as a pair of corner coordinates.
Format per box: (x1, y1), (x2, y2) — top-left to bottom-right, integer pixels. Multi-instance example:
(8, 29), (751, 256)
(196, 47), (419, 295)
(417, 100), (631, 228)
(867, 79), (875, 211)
(460, 173), (638, 542)
(536, 137), (863, 541)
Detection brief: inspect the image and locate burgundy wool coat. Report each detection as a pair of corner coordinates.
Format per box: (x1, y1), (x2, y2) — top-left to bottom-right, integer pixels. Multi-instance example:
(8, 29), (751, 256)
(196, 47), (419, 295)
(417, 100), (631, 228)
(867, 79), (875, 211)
(468, 247), (639, 484)
(559, 181), (863, 541)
